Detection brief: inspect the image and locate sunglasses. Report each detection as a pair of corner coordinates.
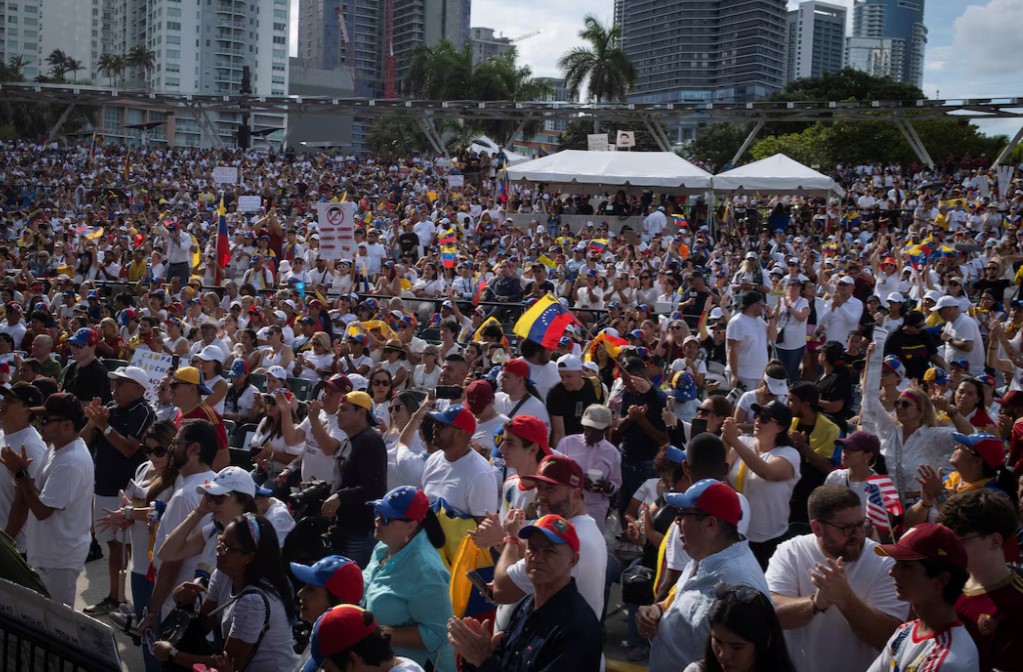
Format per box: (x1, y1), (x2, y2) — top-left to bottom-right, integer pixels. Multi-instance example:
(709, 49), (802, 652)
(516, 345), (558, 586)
(894, 400), (916, 409)
(145, 445), (168, 457)
(206, 493), (227, 505)
(372, 379), (391, 386)
(713, 583), (763, 603)
(755, 414), (775, 424)
(375, 513), (410, 526)
(38, 416), (68, 425)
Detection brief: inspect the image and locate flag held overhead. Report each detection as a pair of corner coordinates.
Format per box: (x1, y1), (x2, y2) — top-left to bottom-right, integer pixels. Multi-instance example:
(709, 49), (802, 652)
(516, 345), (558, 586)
(513, 293), (580, 350)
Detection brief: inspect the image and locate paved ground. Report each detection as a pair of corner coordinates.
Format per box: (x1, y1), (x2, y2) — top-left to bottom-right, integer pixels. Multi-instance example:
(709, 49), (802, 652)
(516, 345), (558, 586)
(77, 547), (648, 672)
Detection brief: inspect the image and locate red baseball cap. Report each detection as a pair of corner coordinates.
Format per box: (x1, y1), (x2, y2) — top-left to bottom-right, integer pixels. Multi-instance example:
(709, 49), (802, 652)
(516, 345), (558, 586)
(289, 555), (364, 605)
(874, 522), (968, 571)
(465, 379), (495, 415)
(505, 415), (550, 455)
(522, 454), (583, 489)
(664, 479), (742, 527)
(303, 606), (379, 672)
(952, 432), (1005, 470)
(428, 405), (477, 434)
(519, 514), (580, 553)
(503, 358), (531, 380)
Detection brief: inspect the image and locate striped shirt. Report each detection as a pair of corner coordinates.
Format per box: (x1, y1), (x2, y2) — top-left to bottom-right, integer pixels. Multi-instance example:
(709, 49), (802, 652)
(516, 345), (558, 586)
(867, 620), (978, 672)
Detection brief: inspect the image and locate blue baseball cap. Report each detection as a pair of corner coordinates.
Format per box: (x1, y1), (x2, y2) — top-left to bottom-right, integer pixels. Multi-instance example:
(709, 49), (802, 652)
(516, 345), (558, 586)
(301, 606), (379, 672)
(427, 405), (477, 434)
(367, 486), (430, 523)
(665, 445), (686, 464)
(882, 355), (905, 379)
(68, 327), (99, 347)
(671, 371), (698, 402)
(924, 366), (949, 384)
(664, 479), (742, 527)
(226, 359), (249, 379)
(950, 358), (970, 371)
(289, 555), (364, 604)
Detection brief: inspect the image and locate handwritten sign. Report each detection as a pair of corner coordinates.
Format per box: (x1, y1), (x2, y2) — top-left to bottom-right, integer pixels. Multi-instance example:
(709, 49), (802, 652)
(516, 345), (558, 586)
(587, 133), (609, 152)
(447, 175), (464, 189)
(238, 195), (262, 212)
(317, 201), (356, 261)
(129, 349), (176, 404)
(212, 166), (239, 185)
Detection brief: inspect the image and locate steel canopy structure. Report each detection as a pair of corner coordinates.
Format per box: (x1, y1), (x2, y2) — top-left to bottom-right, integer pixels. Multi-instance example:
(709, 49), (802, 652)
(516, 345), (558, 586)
(2, 82), (1022, 166)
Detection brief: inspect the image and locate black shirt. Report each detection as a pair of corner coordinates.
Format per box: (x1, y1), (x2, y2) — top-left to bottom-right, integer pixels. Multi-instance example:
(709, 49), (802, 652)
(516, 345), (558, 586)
(545, 381), (601, 439)
(61, 358), (112, 405)
(618, 386), (668, 462)
(467, 578), (602, 672)
(817, 367), (853, 432)
(397, 232), (419, 259)
(94, 397), (156, 496)
(884, 328), (939, 381)
(333, 426), (387, 537)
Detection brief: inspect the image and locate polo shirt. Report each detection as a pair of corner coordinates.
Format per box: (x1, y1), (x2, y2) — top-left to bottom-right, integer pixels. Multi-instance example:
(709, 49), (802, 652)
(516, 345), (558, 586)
(955, 569), (1023, 672)
(94, 397), (156, 496)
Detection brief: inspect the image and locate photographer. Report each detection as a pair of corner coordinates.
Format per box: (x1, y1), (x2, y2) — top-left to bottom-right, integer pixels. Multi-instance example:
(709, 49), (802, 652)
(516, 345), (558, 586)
(320, 392), (387, 568)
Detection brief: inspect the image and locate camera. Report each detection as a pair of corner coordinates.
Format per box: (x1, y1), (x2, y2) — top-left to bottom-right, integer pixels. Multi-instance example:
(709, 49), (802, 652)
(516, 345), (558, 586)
(289, 479), (331, 519)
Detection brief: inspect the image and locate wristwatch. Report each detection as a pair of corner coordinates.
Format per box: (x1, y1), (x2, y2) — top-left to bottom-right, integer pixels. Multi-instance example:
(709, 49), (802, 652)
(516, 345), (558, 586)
(103, 425), (115, 437)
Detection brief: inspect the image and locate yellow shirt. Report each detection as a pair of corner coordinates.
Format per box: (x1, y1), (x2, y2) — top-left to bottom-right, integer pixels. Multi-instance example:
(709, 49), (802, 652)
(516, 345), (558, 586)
(791, 412), (841, 461)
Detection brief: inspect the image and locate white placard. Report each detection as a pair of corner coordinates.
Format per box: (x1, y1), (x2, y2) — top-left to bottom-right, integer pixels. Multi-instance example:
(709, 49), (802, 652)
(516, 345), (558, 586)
(212, 166), (239, 185)
(587, 133), (609, 151)
(129, 349), (176, 404)
(238, 195), (262, 212)
(317, 201), (356, 261)
(447, 174), (465, 189)
(617, 130), (636, 148)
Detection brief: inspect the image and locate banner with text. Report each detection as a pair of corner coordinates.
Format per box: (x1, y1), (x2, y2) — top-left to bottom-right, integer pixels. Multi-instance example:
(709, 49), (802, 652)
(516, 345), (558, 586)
(317, 201), (357, 261)
(129, 349), (176, 404)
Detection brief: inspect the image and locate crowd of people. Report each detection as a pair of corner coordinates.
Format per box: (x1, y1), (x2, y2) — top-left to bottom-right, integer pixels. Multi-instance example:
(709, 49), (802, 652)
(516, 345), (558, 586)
(0, 137), (1022, 672)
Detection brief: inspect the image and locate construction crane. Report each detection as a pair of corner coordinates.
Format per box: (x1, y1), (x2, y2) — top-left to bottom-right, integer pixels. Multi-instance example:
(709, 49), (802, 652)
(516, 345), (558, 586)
(509, 30), (541, 43)
(384, 0), (396, 98)
(335, 5), (360, 95)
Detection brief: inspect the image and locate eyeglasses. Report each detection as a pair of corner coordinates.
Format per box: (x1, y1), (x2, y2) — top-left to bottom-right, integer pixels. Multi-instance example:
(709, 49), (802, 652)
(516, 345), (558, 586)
(216, 539), (246, 555)
(894, 400), (916, 409)
(821, 519), (868, 536)
(713, 583), (762, 603)
(372, 379), (391, 386)
(38, 416), (67, 425)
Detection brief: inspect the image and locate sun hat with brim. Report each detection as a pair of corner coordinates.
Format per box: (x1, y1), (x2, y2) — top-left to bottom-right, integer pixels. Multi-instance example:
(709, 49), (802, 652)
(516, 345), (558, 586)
(763, 374), (788, 397)
(173, 366), (212, 395)
(663, 479), (742, 527)
(289, 556), (364, 605)
(108, 366), (149, 388)
(873, 522), (967, 571)
(366, 486), (430, 523)
(195, 466), (256, 498)
(300, 606), (380, 672)
(518, 514), (580, 553)
(952, 432), (1006, 470)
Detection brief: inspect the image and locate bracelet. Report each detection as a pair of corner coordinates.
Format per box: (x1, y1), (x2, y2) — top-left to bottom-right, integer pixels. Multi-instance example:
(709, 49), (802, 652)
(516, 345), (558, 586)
(103, 425), (115, 436)
(503, 536), (523, 547)
(169, 646), (178, 662)
(123, 505), (133, 520)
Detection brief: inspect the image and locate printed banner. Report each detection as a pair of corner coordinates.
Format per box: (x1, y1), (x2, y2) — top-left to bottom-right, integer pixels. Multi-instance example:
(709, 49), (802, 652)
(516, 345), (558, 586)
(317, 201), (356, 261)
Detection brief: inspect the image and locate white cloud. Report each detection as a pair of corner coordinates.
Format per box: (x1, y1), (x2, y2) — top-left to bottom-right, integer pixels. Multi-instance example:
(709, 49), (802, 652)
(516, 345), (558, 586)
(949, 0), (1023, 75)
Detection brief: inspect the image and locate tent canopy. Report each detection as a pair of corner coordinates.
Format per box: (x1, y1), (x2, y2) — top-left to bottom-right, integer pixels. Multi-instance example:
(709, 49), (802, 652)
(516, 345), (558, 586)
(468, 135), (531, 165)
(712, 154), (845, 196)
(506, 150), (713, 192)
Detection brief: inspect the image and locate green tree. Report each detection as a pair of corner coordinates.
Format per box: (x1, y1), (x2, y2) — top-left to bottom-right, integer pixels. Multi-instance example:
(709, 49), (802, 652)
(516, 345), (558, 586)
(365, 113), (433, 156)
(126, 44), (156, 90)
(46, 49), (70, 81)
(774, 68), (923, 103)
(682, 122), (752, 170)
(98, 53), (125, 87)
(66, 58), (84, 84)
(558, 15), (635, 103)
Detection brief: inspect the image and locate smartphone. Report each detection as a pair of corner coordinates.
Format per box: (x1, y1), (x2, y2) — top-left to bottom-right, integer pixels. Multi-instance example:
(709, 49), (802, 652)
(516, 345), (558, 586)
(263, 393), (277, 406)
(435, 385), (463, 400)
(466, 570), (496, 604)
(690, 418), (708, 437)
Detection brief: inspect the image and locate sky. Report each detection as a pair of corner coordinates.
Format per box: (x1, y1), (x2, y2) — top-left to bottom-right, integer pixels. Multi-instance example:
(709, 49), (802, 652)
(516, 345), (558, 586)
(290, 0), (1023, 137)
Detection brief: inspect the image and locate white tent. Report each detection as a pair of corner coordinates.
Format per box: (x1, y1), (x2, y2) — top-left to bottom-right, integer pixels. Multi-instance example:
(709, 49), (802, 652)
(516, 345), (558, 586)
(468, 135), (531, 166)
(712, 153), (845, 196)
(506, 150), (713, 192)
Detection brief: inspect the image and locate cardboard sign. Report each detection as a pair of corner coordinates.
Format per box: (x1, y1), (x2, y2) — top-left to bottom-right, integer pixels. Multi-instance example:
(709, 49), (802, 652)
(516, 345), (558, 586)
(238, 195), (262, 212)
(317, 201), (356, 261)
(617, 131), (636, 148)
(212, 166), (238, 185)
(447, 175), (465, 188)
(129, 349), (176, 404)
(587, 134), (609, 151)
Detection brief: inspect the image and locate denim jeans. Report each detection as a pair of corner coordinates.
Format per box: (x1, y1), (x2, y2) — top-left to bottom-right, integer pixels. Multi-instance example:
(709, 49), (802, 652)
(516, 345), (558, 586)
(776, 346), (805, 382)
(342, 533), (378, 569)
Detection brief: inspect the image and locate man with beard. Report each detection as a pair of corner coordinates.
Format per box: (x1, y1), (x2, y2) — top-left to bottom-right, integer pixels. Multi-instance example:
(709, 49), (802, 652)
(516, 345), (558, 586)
(766, 485), (907, 672)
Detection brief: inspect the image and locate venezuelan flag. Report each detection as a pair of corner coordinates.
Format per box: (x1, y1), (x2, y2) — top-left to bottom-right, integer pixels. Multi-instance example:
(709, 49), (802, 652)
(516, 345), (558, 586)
(513, 293), (580, 349)
(75, 225), (105, 240)
(588, 239), (608, 254)
(441, 244), (457, 269)
(537, 255), (556, 269)
(472, 316), (503, 342)
(472, 277), (488, 306)
(216, 197), (231, 269)
(671, 213), (689, 228)
(584, 332), (628, 362)
(439, 229), (457, 245)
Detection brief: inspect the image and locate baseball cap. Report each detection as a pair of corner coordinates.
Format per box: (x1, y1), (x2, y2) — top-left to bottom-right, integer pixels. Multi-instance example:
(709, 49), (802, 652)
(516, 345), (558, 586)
(505, 415), (550, 455)
(874, 522), (968, 571)
(671, 371), (698, 402)
(751, 400), (793, 428)
(428, 405), (476, 434)
(320, 374), (353, 395)
(226, 359), (249, 379)
(503, 358), (531, 380)
(68, 327), (99, 347)
(197, 345), (225, 364)
(108, 366), (149, 388)
(301, 606), (380, 672)
(952, 432), (1006, 470)
(923, 366), (949, 384)
(886, 292), (906, 303)
(266, 365), (289, 380)
(518, 514), (580, 553)
(556, 354), (583, 372)
(341, 391), (378, 426)
(0, 381), (43, 407)
(882, 355), (906, 379)
(173, 366), (213, 394)
(521, 454), (584, 489)
(196, 466), (256, 498)
(581, 404), (613, 430)
(464, 379), (495, 415)
(741, 291), (765, 309)
(835, 430), (880, 457)
(923, 289), (943, 303)
(787, 380), (820, 407)
(663, 479), (742, 527)
(367, 486), (430, 523)
(763, 373), (788, 397)
(933, 295), (960, 310)
(950, 358), (970, 371)
(838, 275), (855, 285)
(289, 556), (364, 605)
(29, 392), (84, 423)
(665, 445), (686, 464)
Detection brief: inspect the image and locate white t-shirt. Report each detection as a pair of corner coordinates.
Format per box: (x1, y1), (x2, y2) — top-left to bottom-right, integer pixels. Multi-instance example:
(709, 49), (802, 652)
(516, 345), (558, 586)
(153, 470), (217, 614)
(126, 460), (175, 574)
(726, 439), (801, 542)
(494, 392), (550, 427)
(867, 620), (979, 672)
(26, 438), (95, 571)
(824, 468), (878, 513)
(777, 297), (810, 351)
(207, 572), (298, 672)
(391, 436), (429, 489)
(297, 411), (347, 483)
(262, 497), (296, 547)
(0, 426), (48, 552)
(766, 535), (908, 672)
(422, 448), (498, 517)
(725, 313), (769, 381)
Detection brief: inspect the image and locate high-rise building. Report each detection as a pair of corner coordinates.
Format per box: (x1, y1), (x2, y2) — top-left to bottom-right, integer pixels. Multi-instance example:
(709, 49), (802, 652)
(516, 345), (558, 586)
(786, 1), (847, 83)
(848, 0), (926, 86)
(0, 0), (44, 80)
(297, 0), (380, 94)
(468, 27), (513, 65)
(0, 0), (115, 82)
(393, 0), (470, 81)
(615, 0), (788, 105)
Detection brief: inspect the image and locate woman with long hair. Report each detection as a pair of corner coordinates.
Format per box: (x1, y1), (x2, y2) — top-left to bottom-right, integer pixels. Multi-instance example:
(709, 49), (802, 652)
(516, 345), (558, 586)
(684, 583), (796, 672)
(775, 278), (810, 382)
(410, 344), (441, 390)
(362, 486), (454, 671)
(952, 377), (999, 435)
(383, 390), (427, 489)
(153, 514), (297, 671)
(368, 367), (396, 430)
(250, 388), (305, 488)
(379, 339), (410, 390)
(722, 402), (800, 569)
(292, 331), (336, 381)
(255, 325), (295, 374)
(195, 347), (229, 414)
(96, 316), (125, 360)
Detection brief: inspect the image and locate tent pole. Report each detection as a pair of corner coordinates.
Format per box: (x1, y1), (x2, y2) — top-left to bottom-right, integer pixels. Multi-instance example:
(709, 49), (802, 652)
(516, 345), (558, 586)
(642, 115), (672, 152)
(993, 124), (1023, 168)
(731, 120), (764, 166)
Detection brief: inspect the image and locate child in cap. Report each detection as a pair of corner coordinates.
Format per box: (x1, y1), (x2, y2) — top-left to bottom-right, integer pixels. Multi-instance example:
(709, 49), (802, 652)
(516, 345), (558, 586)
(301, 605), (424, 671)
(824, 430), (882, 513)
(289, 555), (364, 627)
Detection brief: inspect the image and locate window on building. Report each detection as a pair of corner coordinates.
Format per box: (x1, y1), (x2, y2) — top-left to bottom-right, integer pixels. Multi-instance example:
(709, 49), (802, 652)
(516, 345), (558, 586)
(167, 21), (180, 30)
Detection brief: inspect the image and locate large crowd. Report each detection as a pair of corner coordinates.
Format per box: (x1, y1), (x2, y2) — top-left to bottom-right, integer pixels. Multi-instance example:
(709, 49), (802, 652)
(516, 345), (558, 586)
(0, 137), (1022, 672)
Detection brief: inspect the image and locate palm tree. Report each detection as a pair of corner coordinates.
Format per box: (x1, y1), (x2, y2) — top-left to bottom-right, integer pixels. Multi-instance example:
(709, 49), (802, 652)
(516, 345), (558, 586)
(98, 53), (124, 87)
(126, 44), (156, 90)
(7, 55), (27, 79)
(558, 15), (636, 103)
(66, 58), (84, 84)
(46, 49), (70, 81)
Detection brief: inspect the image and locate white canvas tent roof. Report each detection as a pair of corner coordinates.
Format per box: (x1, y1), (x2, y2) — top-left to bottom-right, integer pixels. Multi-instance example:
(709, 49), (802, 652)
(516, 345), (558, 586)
(712, 154), (845, 196)
(506, 150), (713, 192)
(468, 135), (531, 165)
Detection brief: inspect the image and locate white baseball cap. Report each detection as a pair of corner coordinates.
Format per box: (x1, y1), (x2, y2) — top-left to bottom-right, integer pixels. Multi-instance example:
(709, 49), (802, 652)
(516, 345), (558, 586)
(556, 354), (583, 372)
(107, 366), (149, 388)
(267, 365), (288, 380)
(933, 295), (960, 310)
(195, 466), (256, 498)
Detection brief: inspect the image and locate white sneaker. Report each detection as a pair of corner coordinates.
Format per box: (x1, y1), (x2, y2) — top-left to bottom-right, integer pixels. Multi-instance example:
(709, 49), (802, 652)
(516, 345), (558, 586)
(108, 611), (135, 631)
(117, 602), (134, 615)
